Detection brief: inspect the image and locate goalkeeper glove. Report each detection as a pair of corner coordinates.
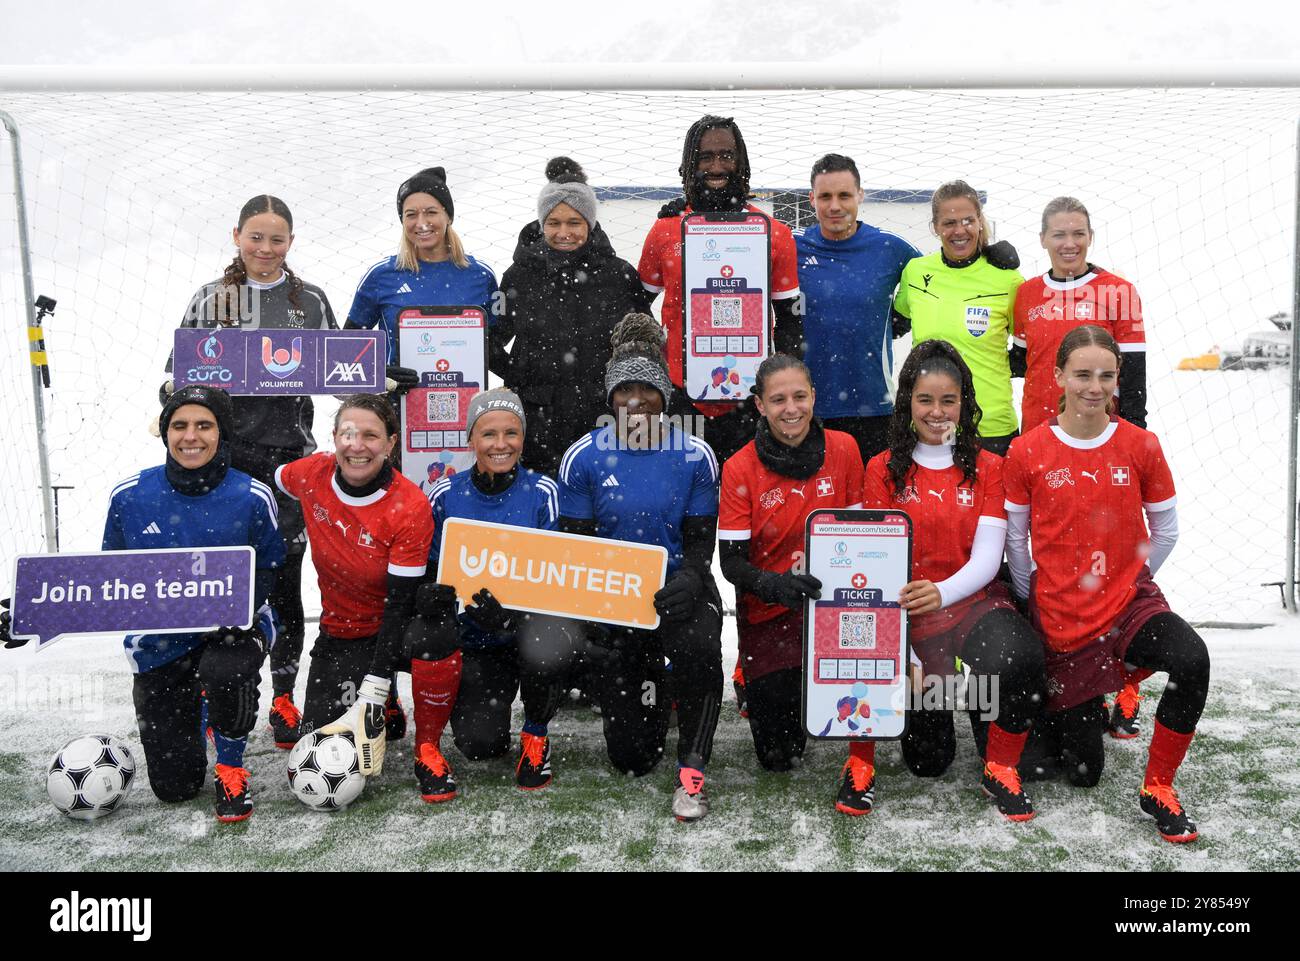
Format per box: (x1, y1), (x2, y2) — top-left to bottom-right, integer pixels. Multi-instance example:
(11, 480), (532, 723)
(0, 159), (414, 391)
(319, 675), (390, 776)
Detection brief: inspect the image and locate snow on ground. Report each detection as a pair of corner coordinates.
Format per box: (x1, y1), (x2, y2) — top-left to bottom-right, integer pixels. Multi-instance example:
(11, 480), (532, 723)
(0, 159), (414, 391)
(1, 616), (1296, 871)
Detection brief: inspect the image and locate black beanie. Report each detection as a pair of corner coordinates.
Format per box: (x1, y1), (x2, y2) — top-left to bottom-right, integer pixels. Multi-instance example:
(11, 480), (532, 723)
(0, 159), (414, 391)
(396, 166), (455, 222)
(159, 385), (234, 442)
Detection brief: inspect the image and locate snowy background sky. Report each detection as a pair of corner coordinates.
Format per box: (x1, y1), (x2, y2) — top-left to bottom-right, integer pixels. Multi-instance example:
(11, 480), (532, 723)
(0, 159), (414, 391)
(0, 0), (1296, 69)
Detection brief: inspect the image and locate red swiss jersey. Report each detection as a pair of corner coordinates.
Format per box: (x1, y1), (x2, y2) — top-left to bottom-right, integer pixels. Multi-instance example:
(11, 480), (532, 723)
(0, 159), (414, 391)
(718, 430), (863, 625)
(1013, 267), (1145, 433)
(276, 453), (434, 639)
(1002, 418), (1176, 653)
(638, 204), (800, 417)
(863, 447), (1007, 586)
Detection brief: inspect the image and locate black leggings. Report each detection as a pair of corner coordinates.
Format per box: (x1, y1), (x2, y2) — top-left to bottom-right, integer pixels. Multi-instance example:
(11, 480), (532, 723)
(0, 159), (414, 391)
(131, 638), (265, 802)
(902, 608), (1045, 778)
(1046, 612), (1210, 787)
(269, 550), (306, 698)
(300, 633), (378, 735)
(590, 587), (724, 776)
(744, 667), (806, 772)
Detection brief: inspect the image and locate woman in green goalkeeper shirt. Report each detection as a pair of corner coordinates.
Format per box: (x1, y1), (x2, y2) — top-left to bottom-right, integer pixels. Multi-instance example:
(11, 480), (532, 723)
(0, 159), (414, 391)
(892, 181), (1024, 455)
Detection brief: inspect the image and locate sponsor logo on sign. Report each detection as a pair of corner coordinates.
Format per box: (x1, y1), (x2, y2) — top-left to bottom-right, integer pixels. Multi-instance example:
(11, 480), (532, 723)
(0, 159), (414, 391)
(262, 335), (303, 378)
(323, 337), (379, 388)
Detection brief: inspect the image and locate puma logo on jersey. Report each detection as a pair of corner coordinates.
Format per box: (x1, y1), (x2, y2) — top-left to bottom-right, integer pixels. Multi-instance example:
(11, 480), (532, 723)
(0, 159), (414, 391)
(790, 485), (806, 498)
(334, 519), (351, 537)
(1081, 469), (1100, 483)
(1046, 467), (1075, 489)
(927, 489), (945, 502)
(602, 475), (620, 488)
(759, 488), (785, 510)
(396, 283), (413, 294)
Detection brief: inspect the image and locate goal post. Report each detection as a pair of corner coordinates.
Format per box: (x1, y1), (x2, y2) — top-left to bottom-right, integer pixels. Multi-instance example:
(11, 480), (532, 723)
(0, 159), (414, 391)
(1, 69), (1298, 621)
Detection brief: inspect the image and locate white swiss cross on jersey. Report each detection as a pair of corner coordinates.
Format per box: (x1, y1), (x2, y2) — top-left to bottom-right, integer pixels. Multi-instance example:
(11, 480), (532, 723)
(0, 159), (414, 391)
(1110, 466), (1130, 486)
(956, 487), (975, 507)
(817, 477), (835, 497)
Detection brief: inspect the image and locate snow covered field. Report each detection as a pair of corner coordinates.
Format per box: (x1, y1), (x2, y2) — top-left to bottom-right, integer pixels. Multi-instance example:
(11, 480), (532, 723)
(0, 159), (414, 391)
(1, 619), (1296, 871)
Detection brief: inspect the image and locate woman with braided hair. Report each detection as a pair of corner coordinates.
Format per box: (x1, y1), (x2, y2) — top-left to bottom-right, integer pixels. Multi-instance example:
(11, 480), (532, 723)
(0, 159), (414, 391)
(557, 314), (724, 822)
(854, 338), (1045, 821)
(167, 194), (338, 751)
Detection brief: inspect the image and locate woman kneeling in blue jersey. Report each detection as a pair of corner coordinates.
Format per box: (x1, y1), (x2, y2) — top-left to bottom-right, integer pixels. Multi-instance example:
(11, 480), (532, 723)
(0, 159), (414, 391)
(426, 388), (572, 790)
(1, 387), (284, 823)
(557, 314), (724, 822)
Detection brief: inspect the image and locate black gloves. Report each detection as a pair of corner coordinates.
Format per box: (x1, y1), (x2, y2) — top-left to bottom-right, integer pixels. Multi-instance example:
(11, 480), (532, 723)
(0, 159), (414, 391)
(201, 625), (269, 655)
(385, 364), (421, 393)
(416, 581), (459, 618)
(1, 598), (26, 649)
(754, 571), (823, 610)
(984, 240), (1020, 271)
(468, 588), (514, 634)
(657, 196), (688, 219)
(654, 567), (704, 622)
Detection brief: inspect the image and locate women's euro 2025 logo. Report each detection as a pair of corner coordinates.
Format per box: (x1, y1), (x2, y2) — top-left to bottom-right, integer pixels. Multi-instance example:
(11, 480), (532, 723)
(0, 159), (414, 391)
(188, 333), (234, 384)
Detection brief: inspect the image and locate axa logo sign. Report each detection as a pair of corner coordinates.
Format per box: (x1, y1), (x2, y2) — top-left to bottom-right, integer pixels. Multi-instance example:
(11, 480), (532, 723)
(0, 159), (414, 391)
(323, 337), (379, 388)
(50, 891), (151, 941)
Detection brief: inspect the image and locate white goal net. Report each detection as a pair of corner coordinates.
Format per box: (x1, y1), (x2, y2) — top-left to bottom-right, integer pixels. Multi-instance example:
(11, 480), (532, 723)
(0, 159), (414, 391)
(1, 84), (1297, 622)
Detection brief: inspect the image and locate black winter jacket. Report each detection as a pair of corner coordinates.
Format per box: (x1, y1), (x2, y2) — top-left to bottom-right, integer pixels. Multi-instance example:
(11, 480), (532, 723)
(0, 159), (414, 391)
(491, 227), (652, 474)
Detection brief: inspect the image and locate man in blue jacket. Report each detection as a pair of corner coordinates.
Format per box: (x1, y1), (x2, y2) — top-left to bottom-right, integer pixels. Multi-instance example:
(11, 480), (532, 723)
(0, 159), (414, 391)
(794, 154), (920, 461)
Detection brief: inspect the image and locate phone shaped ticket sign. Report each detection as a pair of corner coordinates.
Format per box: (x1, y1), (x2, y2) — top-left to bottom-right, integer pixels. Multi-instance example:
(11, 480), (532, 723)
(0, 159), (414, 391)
(802, 510), (912, 741)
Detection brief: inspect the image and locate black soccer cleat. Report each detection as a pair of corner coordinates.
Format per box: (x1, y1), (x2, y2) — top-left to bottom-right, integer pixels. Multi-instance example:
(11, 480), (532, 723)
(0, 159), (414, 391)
(834, 756), (876, 816)
(981, 762), (1035, 822)
(415, 742), (457, 803)
(214, 764), (253, 823)
(1140, 783), (1199, 843)
(515, 732), (553, 791)
(1108, 685), (1142, 740)
(269, 693), (302, 750)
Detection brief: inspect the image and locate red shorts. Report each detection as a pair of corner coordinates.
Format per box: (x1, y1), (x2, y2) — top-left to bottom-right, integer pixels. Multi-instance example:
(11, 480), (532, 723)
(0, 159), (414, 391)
(737, 610), (802, 682)
(1035, 572), (1171, 713)
(910, 582), (1016, 679)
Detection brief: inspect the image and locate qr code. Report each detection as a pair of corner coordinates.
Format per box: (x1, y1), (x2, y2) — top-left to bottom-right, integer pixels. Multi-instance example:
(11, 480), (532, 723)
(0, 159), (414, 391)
(426, 391), (459, 424)
(838, 611), (877, 649)
(711, 297), (742, 329)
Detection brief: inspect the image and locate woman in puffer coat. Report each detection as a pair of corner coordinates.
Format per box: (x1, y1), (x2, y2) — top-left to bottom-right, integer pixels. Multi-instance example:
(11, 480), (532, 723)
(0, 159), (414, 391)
(491, 158), (652, 475)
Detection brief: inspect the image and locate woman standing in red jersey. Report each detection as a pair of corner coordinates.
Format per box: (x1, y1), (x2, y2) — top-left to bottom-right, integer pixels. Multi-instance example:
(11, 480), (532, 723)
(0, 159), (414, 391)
(852, 339), (1045, 821)
(1012, 197), (1151, 738)
(275, 394), (463, 803)
(1003, 325), (1209, 843)
(718, 354), (864, 774)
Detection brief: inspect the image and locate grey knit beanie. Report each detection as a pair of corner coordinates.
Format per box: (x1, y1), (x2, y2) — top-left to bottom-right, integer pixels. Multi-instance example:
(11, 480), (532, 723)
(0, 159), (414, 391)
(538, 178), (599, 230)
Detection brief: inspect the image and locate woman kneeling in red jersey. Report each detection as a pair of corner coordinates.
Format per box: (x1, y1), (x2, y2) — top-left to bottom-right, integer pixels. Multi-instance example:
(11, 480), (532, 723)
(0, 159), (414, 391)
(1003, 325), (1209, 843)
(856, 340), (1046, 820)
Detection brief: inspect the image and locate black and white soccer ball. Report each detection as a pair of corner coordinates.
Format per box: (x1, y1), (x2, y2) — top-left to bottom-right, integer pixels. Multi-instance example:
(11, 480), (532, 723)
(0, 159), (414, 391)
(47, 734), (137, 821)
(287, 730), (366, 811)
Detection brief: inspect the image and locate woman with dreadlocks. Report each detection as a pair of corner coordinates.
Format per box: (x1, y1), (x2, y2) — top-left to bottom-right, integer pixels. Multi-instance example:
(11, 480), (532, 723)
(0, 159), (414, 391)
(636, 114), (804, 468)
(166, 194), (338, 752)
(851, 339), (1044, 821)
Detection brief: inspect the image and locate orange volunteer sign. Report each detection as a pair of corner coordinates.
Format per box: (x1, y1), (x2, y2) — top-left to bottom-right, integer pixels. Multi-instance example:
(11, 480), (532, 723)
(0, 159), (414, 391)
(435, 518), (668, 630)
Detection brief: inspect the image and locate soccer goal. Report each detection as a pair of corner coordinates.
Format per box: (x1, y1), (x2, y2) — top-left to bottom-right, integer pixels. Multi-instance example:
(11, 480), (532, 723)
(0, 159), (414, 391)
(2, 67), (1298, 621)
